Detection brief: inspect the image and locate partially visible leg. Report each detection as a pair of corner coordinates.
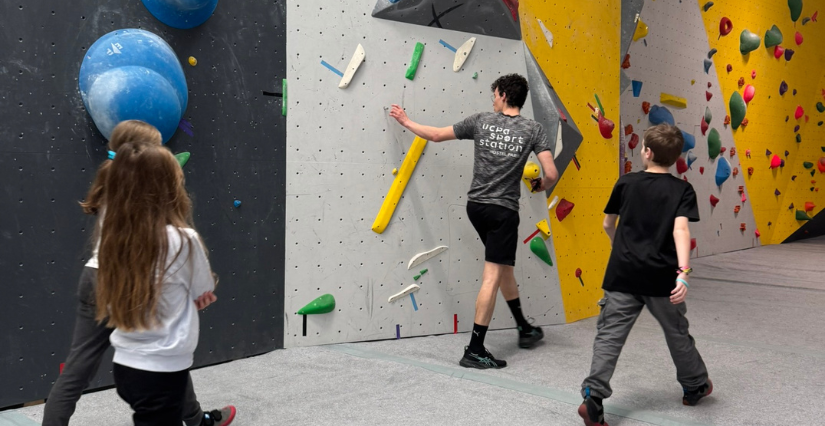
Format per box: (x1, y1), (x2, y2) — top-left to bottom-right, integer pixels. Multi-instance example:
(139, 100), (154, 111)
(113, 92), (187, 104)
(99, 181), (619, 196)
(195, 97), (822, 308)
(113, 363), (188, 426)
(500, 270), (544, 348)
(644, 297), (711, 405)
(182, 374), (204, 426)
(581, 291), (645, 400)
(459, 261), (508, 369)
(43, 268), (113, 426)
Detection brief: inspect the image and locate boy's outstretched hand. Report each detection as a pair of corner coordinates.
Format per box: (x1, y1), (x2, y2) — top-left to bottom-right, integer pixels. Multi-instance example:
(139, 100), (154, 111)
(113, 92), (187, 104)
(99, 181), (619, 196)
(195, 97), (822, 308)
(195, 291), (217, 310)
(670, 276), (688, 304)
(389, 104), (410, 126)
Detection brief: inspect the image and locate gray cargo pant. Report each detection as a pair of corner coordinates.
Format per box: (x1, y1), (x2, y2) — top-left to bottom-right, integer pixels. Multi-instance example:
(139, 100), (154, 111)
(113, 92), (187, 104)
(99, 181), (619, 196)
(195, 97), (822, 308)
(581, 290), (708, 399)
(42, 267), (204, 426)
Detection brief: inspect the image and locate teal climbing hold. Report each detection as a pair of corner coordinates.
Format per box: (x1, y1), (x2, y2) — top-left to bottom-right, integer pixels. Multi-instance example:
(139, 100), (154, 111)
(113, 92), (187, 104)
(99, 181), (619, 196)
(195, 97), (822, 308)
(796, 210), (812, 221)
(739, 29), (761, 55)
(730, 91), (747, 129)
(817, 102), (825, 113)
(764, 25), (783, 48)
(705, 106), (712, 124)
(297, 294), (336, 315)
(708, 128), (722, 159)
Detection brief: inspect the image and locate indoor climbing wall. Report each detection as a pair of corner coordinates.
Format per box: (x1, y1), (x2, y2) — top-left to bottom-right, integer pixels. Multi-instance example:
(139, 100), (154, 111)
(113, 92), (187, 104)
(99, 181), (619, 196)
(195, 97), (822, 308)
(520, 0), (622, 322)
(621, 0), (759, 257)
(284, 0), (570, 347)
(0, 1), (286, 408)
(698, 0), (825, 245)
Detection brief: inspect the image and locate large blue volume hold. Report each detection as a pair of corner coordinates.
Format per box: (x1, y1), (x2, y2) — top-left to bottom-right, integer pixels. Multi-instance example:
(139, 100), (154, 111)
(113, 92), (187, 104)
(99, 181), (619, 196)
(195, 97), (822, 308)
(78, 29), (188, 143)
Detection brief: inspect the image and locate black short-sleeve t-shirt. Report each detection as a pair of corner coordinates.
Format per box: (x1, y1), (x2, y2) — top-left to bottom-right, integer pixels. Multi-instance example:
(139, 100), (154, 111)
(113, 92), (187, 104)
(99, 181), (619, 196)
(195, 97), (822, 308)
(602, 171), (700, 297)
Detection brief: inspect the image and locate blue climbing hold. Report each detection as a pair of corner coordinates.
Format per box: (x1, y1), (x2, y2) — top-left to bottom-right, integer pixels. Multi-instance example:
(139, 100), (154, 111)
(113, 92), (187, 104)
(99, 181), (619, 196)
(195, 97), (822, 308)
(233, 200), (242, 208)
(78, 29), (188, 143)
(141, 0), (218, 29)
(649, 105), (675, 125)
(703, 59), (713, 74)
(687, 151), (698, 168)
(715, 157), (731, 186)
(632, 80), (643, 97)
(681, 130), (695, 153)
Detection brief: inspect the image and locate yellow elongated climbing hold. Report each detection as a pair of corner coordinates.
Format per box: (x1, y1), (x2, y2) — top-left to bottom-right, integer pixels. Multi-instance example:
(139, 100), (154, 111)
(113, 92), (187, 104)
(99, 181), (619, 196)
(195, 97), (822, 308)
(536, 219), (551, 240)
(522, 161), (540, 191)
(633, 19), (649, 41)
(371, 136), (428, 234)
(660, 93), (687, 108)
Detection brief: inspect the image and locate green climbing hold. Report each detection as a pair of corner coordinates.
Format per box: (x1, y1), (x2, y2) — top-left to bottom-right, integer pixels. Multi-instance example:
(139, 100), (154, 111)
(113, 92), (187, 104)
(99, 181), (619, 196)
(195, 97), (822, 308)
(730, 91), (747, 129)
(804, 161), (814, 168)
(797, 134), (802, 143)
(420, 269), (428, 274)
(819, 121), (824, 126)
(739, 29), (761, 55)
(708, 128), (722, 159)
(405, 42), (425, 80)
(529, 237), (553, 266)
(296, 294), (336, 315)
(817, 102), (825, 113)
(796, 210), (813, 221)
(788, 0), (803, 22)
(413, 274), (421, 281)
(764, 25), (783, 48)
(705, 106), (712, 124)
(175, 152), (190, 168)
(472, 72), (478, 79)
(282, 79), (287, 117)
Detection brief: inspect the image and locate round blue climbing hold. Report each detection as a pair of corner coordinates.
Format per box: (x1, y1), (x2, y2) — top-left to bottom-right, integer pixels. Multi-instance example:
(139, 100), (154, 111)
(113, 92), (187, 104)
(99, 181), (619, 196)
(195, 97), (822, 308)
(649, 105), (675, 126)
(715, 157), (731, 186)
(78, 29), (188, 143)
(233, 200), (242, 208)
(141, 0), (218, 29)
(680, 130), (696, 153)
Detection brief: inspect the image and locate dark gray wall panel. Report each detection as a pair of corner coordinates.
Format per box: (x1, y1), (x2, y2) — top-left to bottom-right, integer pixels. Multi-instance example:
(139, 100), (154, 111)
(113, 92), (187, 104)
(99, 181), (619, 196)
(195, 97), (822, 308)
(0, 0), (286, 408)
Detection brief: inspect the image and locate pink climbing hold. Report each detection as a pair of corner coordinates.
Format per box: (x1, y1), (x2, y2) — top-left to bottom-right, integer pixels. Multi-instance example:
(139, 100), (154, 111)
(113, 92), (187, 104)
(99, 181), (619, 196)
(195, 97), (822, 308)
(743, 84), (755, 104)
(770, 154), (782, 169)
(751, 70), (756, 79)
(795, 31), (803, 45)
(795, 106), (805, 119)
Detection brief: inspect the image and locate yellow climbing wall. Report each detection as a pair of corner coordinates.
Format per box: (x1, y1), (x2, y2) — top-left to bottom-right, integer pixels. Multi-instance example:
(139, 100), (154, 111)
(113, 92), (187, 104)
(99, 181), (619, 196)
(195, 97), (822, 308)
(698, 1), (825, 244)
(521, 0), (621, 322)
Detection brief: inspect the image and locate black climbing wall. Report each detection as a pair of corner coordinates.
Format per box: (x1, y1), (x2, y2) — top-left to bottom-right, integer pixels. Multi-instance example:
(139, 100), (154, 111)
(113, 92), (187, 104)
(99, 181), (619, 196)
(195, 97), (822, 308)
(0, 0), (286, 409)
(784, 210), (825, 243)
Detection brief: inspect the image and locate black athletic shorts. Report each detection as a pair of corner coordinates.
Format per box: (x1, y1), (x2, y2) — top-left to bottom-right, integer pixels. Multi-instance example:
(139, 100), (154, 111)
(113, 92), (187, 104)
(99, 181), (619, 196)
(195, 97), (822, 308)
(466, 201), (520, 266)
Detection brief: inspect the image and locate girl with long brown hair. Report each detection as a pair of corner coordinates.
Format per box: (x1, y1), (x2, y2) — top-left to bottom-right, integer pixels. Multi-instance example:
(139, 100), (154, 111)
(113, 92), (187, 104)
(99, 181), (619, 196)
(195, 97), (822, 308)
(43, 121), (234, 426)
(98, 141), (215, 425)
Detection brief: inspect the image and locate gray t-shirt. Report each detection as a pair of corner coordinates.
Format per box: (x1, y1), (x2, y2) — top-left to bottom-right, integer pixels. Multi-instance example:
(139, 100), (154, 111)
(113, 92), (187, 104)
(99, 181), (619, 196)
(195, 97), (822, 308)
(453, 112), (551, 211)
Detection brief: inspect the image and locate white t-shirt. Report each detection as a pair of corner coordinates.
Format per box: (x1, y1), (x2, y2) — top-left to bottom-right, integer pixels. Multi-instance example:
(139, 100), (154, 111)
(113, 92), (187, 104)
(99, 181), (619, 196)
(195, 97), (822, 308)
(110, 226), (215, 372)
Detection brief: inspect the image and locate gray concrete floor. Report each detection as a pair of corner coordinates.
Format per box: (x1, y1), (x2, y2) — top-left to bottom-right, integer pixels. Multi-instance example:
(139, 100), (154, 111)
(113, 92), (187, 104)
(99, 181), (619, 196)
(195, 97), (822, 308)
(3, 237), (825, 425)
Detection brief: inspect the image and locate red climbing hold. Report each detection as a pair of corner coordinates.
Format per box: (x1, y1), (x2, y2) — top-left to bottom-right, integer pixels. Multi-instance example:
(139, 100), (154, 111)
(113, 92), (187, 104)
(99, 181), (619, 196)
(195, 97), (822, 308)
(743, 84), (755, 104)
(598, 113), (615, 139)
(719, 17), (733, 36)
(720, 147), (727, 154)
(748, 167), (754, 176)
(818, 157), (825, 173)
(628, 133), (639, 150)
(624, 124), (633, 136)
(708, 82), (712, 88)
(805, 201), (816, 212)
(751, 70), (757, 79)
(755, 229), (761, 238)
(691, 238), (697, 250)
(556, 198), (575, 221)
(738, 77), (745, 87)
(642, 101), (651, 114)
(774, 45), (785, 59)
(813, 11), (819, 22)
(795, 31), (803, 45)
(700, 166), (705, 174)
(730, 147), (737, 157)
(710, 195), (720, 207)
(726, 64), (733, 72)
(676, 157), (688, 174)
(622, 54), (631, 69)
(701, 117), (709, 135)
(706, 91), (713, 101)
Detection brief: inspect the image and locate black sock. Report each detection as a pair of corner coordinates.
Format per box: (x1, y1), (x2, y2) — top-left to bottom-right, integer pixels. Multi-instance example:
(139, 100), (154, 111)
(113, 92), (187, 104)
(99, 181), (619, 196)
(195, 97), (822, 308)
(468, 323), (488, 352)
(507, 298), (532, 333)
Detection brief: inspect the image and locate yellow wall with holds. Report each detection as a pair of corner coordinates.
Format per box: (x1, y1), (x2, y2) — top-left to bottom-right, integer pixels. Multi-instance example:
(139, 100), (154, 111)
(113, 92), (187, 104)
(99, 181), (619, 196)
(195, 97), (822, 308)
(520, 1), (621, 322)
(698, 0), (825, 243)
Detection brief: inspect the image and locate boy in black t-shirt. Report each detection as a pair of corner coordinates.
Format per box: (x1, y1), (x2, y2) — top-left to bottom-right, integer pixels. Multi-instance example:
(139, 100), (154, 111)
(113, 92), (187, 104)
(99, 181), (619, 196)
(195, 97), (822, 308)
(578, 124), (712, 426)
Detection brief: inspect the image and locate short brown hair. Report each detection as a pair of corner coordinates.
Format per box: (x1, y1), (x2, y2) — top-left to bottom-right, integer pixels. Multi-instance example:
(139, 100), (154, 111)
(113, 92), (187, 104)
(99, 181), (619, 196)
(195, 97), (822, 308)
(643, 124), (684, 167)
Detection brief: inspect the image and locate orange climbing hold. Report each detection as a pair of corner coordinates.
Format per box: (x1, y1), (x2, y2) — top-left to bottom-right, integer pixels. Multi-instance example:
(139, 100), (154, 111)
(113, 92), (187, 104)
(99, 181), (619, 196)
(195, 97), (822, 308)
(738, 77), (745, 87)
(730, 147), (736, 157)
(740, 223), (746, 231)
(748, 167), (754, 176)
(734, 205), (741, 213)
(642, 102), (651, 114)
(724, 115), (731, 125)
(622, 54), (631, 69)
(624, 124), (633, 136)
(733, 167), (739, 176)
(805, 201), (816, 212)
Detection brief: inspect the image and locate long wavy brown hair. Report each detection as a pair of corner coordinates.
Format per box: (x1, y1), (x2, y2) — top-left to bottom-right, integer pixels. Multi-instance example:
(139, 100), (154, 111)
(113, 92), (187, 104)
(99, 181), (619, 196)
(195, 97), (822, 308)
(95, 143), (195, 331)
(80, 120), (162, 215)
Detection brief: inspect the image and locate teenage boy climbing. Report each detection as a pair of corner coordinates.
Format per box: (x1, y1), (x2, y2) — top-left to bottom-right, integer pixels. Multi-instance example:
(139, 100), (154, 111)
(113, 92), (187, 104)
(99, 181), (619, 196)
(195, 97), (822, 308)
(389, 73), (559, 369)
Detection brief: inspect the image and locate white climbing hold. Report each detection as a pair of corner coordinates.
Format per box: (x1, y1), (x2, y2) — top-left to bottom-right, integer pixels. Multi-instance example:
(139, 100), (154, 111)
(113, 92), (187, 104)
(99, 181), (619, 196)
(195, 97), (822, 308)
(388, 284), (420, 303)
(407, 245), (448, 270)
(538, 19), (553, 48)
